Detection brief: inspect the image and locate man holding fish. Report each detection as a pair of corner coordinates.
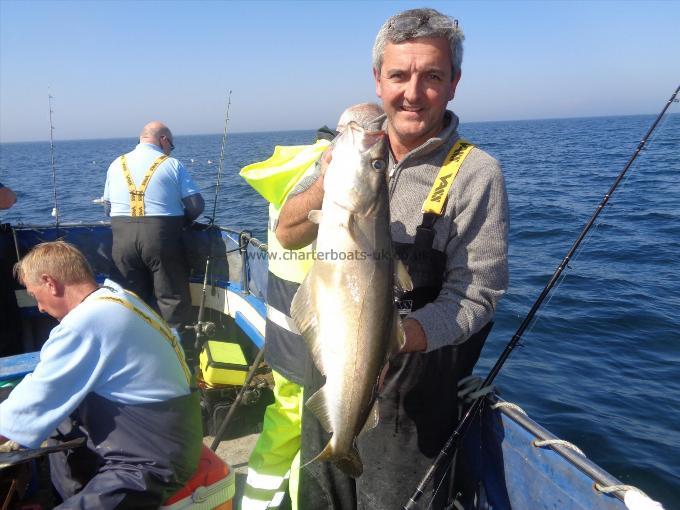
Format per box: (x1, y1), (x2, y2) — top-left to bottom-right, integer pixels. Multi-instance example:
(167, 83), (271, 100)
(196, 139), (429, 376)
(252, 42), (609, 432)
(277, 7), (509, 509)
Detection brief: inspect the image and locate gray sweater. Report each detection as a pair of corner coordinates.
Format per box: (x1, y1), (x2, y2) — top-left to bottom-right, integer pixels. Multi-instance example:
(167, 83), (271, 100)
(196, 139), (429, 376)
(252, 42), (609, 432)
(290, 111), (509, 352)
(381, 111), (509, 351)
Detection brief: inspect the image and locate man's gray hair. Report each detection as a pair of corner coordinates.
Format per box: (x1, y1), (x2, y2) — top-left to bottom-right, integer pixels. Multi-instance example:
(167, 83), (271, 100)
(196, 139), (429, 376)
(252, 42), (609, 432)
(372, 8), (464, 79)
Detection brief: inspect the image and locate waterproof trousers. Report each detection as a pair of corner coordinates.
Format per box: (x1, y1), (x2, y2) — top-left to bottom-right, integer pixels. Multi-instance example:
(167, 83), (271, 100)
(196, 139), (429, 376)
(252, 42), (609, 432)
(110, 216), (192, 329)
(242, 370), (303, 510)
(49, 392), (202, 509)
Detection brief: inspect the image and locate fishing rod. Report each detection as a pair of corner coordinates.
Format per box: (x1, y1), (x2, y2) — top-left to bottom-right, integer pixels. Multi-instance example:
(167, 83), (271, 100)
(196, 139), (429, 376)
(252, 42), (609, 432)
(188, 91), (233, 348)
(404, 84), (680, 510)
(48, 92), (60, 229)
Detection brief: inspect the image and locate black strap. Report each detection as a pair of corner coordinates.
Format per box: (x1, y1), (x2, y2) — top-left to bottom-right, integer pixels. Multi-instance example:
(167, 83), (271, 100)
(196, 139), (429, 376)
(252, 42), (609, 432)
(411, 212), (438, 256)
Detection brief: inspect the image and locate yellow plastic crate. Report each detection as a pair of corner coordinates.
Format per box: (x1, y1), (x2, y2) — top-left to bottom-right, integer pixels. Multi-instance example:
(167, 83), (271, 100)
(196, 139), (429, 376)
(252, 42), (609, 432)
(199, 341), (248, 387)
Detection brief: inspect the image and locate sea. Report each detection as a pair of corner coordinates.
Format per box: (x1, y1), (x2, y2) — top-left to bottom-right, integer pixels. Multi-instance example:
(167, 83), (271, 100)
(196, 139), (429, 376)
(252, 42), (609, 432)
(1, 113), (679, 506)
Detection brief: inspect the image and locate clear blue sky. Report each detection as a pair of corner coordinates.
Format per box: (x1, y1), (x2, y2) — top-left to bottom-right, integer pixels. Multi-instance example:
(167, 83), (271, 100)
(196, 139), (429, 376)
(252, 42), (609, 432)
(1, 0), (678, 143)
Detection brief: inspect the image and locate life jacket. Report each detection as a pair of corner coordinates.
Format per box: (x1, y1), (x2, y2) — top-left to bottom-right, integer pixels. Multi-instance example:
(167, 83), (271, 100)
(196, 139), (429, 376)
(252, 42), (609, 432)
(239, 140), (330, 208)
(240, 142), (329, 385)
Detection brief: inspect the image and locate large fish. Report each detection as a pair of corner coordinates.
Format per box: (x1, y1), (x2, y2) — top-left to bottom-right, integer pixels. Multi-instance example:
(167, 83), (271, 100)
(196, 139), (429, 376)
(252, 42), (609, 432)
(290, 122), (411, 477)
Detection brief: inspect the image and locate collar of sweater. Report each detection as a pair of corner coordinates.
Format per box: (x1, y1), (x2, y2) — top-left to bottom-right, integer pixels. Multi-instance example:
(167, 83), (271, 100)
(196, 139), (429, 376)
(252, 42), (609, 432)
(375, 110), (460, 173)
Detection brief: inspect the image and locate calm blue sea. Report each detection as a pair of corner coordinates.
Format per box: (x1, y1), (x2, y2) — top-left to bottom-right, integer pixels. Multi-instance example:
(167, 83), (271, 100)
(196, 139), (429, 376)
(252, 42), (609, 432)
(1, 114), (679, 505)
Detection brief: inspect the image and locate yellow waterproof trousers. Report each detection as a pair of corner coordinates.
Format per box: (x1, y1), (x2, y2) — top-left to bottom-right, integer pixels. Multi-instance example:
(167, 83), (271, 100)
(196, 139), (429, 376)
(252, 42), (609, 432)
(241, 371), (303, 510)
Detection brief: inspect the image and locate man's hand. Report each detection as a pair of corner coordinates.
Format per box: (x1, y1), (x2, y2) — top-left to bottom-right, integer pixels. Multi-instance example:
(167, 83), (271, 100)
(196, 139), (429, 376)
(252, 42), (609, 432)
(378, 318), (427, 392)
(276, 147), (334, 250)
(319, 146), (333, 175)
(402, 318), (427, 353)
(0, 435), (21, 452)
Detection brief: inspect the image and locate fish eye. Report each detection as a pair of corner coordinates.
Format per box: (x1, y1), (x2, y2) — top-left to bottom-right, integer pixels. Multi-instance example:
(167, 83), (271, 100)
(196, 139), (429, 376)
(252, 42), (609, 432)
(372, 159), (386, 171)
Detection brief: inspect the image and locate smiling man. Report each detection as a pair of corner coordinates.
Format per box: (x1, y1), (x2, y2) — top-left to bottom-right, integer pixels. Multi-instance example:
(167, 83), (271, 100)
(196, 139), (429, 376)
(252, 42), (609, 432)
(277, 8), (509, 509)
(373, 35), (460, 160)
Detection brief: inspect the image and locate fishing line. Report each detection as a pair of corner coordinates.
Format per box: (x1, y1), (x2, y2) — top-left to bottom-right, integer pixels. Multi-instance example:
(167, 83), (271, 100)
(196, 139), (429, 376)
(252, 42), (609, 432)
(404, 84), (680, 510)
(209, 90), (232, 226)
(425, 454), (456, 510)
(553, 115), (668, 283)
(501, 107), (673, 349)
(190, 91), (233, 346)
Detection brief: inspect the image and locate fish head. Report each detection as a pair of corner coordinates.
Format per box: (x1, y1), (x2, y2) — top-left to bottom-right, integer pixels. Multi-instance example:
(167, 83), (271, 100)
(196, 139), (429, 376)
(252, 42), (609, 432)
(324, 122), (388, 214)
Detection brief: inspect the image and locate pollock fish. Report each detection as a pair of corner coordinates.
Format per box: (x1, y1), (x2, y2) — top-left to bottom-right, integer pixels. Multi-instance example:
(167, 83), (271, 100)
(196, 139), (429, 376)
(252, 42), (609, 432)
(290, 122), (411, 477)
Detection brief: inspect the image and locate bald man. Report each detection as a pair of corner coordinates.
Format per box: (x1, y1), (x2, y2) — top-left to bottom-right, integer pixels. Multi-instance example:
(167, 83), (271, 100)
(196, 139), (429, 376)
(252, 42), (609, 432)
(103, 121), (204, 336)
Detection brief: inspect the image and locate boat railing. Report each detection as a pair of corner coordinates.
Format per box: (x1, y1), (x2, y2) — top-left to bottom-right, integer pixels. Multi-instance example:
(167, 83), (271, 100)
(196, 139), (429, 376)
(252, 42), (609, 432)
(4, 221), (270, 302)
(215, 226), (268, 300)
(458, 374), (645, 505)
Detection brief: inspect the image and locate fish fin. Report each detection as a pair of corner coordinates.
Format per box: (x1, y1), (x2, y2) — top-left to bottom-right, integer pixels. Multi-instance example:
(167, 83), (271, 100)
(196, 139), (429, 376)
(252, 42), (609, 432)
(394, 259), (414, 292)
(290, 277), (324, 374)
(389, 311), (407, 357)
(333, 444), (364, 478)
(305, 386), (333, 433)
(300, 440), (363, 478)
(308, 210), (323, 224)
(346, 213), (357, 242)
(299, 440), (334, 472)
(359, 399), (380, 434)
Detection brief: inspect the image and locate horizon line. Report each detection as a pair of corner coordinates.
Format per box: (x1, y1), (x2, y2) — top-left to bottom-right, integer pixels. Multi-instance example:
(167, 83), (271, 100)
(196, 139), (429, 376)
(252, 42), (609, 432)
(0, 111), (675, 145)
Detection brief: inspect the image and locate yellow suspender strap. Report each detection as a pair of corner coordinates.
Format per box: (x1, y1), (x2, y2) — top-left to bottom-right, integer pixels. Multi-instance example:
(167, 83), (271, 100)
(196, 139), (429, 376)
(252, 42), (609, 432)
(120, 154), (169, 217)
(95, 295), (192, 384)
(421, 139), (475, 215)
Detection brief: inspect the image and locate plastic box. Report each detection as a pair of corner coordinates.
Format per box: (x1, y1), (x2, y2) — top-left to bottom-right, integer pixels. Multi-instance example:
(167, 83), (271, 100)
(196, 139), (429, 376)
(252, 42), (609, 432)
(199, 341), (248, 387)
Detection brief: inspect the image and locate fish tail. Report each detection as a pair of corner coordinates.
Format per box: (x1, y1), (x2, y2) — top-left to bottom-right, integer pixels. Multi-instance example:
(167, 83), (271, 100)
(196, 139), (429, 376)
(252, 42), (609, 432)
(301, 440), (364, 479)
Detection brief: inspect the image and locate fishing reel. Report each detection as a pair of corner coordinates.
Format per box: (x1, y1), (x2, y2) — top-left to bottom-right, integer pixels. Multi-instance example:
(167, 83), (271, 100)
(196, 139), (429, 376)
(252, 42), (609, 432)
(241, 378), (269, 406)
(185, 320), (216, 338)
(183, 321), (217, 351)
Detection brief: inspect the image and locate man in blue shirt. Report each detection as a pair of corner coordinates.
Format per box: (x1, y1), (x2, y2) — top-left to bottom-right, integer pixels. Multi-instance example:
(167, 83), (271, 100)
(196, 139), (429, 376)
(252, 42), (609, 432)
(103, 121), (204, 331)
(0, 241), (202, 508)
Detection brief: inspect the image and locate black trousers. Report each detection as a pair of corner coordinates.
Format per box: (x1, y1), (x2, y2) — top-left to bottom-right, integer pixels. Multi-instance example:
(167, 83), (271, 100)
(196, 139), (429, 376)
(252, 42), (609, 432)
(298, 323), (492, 510)
(111, 216), (191, 329)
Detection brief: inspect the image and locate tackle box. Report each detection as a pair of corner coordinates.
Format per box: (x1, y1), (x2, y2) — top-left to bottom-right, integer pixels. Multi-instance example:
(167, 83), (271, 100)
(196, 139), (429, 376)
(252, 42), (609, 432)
(161, 445), (235, 510)
(199, 341), (248, 387)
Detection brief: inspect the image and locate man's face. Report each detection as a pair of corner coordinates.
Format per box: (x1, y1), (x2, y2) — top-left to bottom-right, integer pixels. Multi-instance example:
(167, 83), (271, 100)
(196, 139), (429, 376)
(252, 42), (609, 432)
(25, 275), (67, 321)
(374, 37), (460, 152)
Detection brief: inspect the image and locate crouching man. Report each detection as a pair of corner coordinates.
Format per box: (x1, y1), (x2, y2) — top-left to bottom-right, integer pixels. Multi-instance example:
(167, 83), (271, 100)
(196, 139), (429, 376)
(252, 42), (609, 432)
(0, 241), (202, 509)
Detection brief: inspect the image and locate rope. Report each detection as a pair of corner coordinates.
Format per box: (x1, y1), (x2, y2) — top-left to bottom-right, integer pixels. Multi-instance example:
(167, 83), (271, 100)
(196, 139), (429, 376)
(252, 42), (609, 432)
(490, 398), (660, 506)
(532, 438), (585, 456)
(491, 401), (527, 415)
(473, 393), (662, 508)
(457, 375), (494, 402)
(595, 483), (649, 499)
